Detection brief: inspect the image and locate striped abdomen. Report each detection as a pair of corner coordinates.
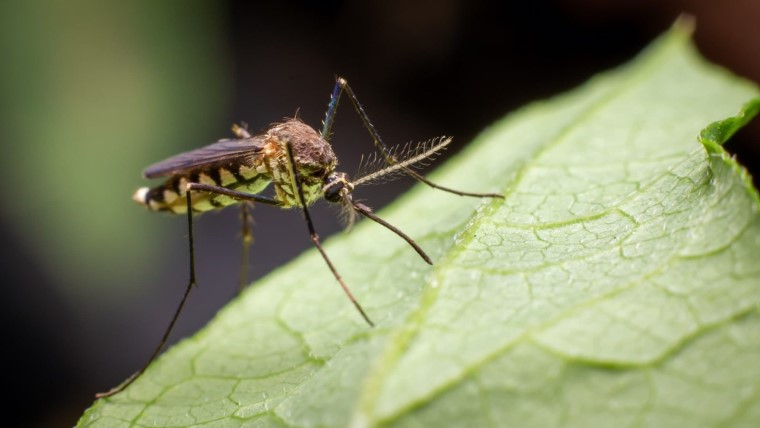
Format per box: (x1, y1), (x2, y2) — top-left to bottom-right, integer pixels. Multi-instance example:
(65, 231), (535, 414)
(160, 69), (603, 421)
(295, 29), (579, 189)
(133, 163), (272, 214)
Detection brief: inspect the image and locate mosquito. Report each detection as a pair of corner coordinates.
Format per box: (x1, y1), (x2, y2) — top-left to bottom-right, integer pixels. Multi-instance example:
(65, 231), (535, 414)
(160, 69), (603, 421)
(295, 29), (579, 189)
(96, 77), (502, 398)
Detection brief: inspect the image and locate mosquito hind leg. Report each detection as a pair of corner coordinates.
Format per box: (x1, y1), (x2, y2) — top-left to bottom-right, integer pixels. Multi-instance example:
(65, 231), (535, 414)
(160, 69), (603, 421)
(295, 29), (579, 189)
(321, 76), (503, 199)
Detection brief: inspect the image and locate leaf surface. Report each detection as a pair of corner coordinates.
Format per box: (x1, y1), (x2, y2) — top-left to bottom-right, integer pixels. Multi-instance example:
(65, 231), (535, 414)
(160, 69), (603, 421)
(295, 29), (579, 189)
(79, 22), (760, 428)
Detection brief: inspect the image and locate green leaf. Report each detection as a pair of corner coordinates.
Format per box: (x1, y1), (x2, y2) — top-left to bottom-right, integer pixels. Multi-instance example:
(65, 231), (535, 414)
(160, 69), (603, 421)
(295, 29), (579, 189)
(79, 22), (760, 428)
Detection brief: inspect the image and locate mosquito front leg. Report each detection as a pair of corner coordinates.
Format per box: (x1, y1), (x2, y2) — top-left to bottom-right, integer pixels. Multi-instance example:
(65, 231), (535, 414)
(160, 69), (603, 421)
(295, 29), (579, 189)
(283, 141), (374, 327)
(322, 76), (503, 199)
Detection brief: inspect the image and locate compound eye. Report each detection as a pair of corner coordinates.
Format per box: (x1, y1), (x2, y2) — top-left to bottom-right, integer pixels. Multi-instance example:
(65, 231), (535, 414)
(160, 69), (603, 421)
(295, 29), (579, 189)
(323, 179), (344, 203)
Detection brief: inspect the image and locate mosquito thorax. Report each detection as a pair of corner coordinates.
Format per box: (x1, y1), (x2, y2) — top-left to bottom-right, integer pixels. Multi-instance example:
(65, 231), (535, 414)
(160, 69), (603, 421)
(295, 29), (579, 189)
(322, 172), (354, 203)
(270, 120), (337, 174)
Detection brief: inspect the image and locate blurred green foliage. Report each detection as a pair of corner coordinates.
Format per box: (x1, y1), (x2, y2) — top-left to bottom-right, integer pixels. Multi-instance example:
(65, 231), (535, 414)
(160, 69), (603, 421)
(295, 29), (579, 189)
(0, 1), (230, 301)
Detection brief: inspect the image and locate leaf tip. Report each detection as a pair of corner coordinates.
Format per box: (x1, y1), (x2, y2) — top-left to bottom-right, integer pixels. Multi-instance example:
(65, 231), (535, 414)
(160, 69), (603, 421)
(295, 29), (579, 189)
(672, 14), (697, 38)
(698, 98), (760, 151)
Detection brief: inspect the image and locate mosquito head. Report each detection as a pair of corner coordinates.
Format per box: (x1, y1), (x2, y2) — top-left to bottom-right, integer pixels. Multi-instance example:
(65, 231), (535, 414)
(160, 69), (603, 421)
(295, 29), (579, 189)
(323, 172), (354, 203)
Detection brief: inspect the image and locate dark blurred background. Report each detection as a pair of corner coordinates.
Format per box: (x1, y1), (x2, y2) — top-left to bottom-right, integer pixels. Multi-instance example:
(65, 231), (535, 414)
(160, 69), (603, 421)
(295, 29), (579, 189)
(0, 1), (758, 426)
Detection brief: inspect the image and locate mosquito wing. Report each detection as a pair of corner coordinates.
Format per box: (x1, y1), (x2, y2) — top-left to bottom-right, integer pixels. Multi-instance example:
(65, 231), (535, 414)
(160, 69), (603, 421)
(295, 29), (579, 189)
(143, 136), (267, 178)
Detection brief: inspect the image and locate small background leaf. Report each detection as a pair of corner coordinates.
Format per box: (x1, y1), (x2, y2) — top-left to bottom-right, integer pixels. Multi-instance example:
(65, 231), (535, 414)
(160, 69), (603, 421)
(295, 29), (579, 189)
(80, 22), (760, 428)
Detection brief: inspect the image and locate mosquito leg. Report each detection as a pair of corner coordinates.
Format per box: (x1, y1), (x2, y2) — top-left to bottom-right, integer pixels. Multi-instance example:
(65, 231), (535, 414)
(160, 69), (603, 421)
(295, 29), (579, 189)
(320, 77), (343, 141)
(323, 76), (503, 199)
(283, 141), (374, 327)
(186, 183), (282, 206)
(238, 202), (254, 292)
(97, 184), (282, 397)
(231, 123), (251, 139)
(185, 183), (281, 294)
(96, 191), (199, 398)
(184, 183), (281, 293)
(351, 202), (432, 265)
(394, 168), (503, 198)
